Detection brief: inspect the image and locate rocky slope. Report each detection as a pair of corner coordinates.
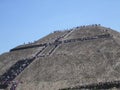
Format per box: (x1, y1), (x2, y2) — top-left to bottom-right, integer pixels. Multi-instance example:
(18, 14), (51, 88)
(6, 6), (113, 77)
(0, 24), (120, 90)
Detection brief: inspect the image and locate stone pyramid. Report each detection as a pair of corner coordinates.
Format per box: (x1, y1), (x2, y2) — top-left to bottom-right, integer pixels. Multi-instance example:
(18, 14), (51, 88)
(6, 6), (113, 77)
(0, 24), (120, 90)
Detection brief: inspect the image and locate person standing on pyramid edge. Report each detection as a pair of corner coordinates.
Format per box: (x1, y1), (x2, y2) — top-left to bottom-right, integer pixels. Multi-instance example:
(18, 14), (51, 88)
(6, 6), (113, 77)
(10, 80), (23, 90)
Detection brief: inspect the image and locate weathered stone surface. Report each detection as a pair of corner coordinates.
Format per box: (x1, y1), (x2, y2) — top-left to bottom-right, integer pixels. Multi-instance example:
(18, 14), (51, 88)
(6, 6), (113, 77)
(0, 25), (120, 90)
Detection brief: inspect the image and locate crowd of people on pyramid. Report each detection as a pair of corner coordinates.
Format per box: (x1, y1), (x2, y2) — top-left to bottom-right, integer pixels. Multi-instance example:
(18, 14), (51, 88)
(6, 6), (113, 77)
(10, 24), (111, 52)
(1, 33), (111, 86)
(53, 32), (108, 46)
(0, 31), (112, 89)
(0, 46), (46, 89)
(63, 34), (111, 43)
(60, 80), (120, 90)
(10, 33), (111, 52)
(46, 33), (111, 46)
(0, 58), (34, 86)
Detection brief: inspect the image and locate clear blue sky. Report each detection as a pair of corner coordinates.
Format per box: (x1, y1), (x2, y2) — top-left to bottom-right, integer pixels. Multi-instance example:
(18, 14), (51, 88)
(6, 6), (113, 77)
(0, 0), (120, 54)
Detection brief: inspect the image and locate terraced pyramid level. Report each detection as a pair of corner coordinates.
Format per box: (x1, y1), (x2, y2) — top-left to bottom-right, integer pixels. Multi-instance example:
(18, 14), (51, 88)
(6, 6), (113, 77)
(0, 24), (120, 90)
